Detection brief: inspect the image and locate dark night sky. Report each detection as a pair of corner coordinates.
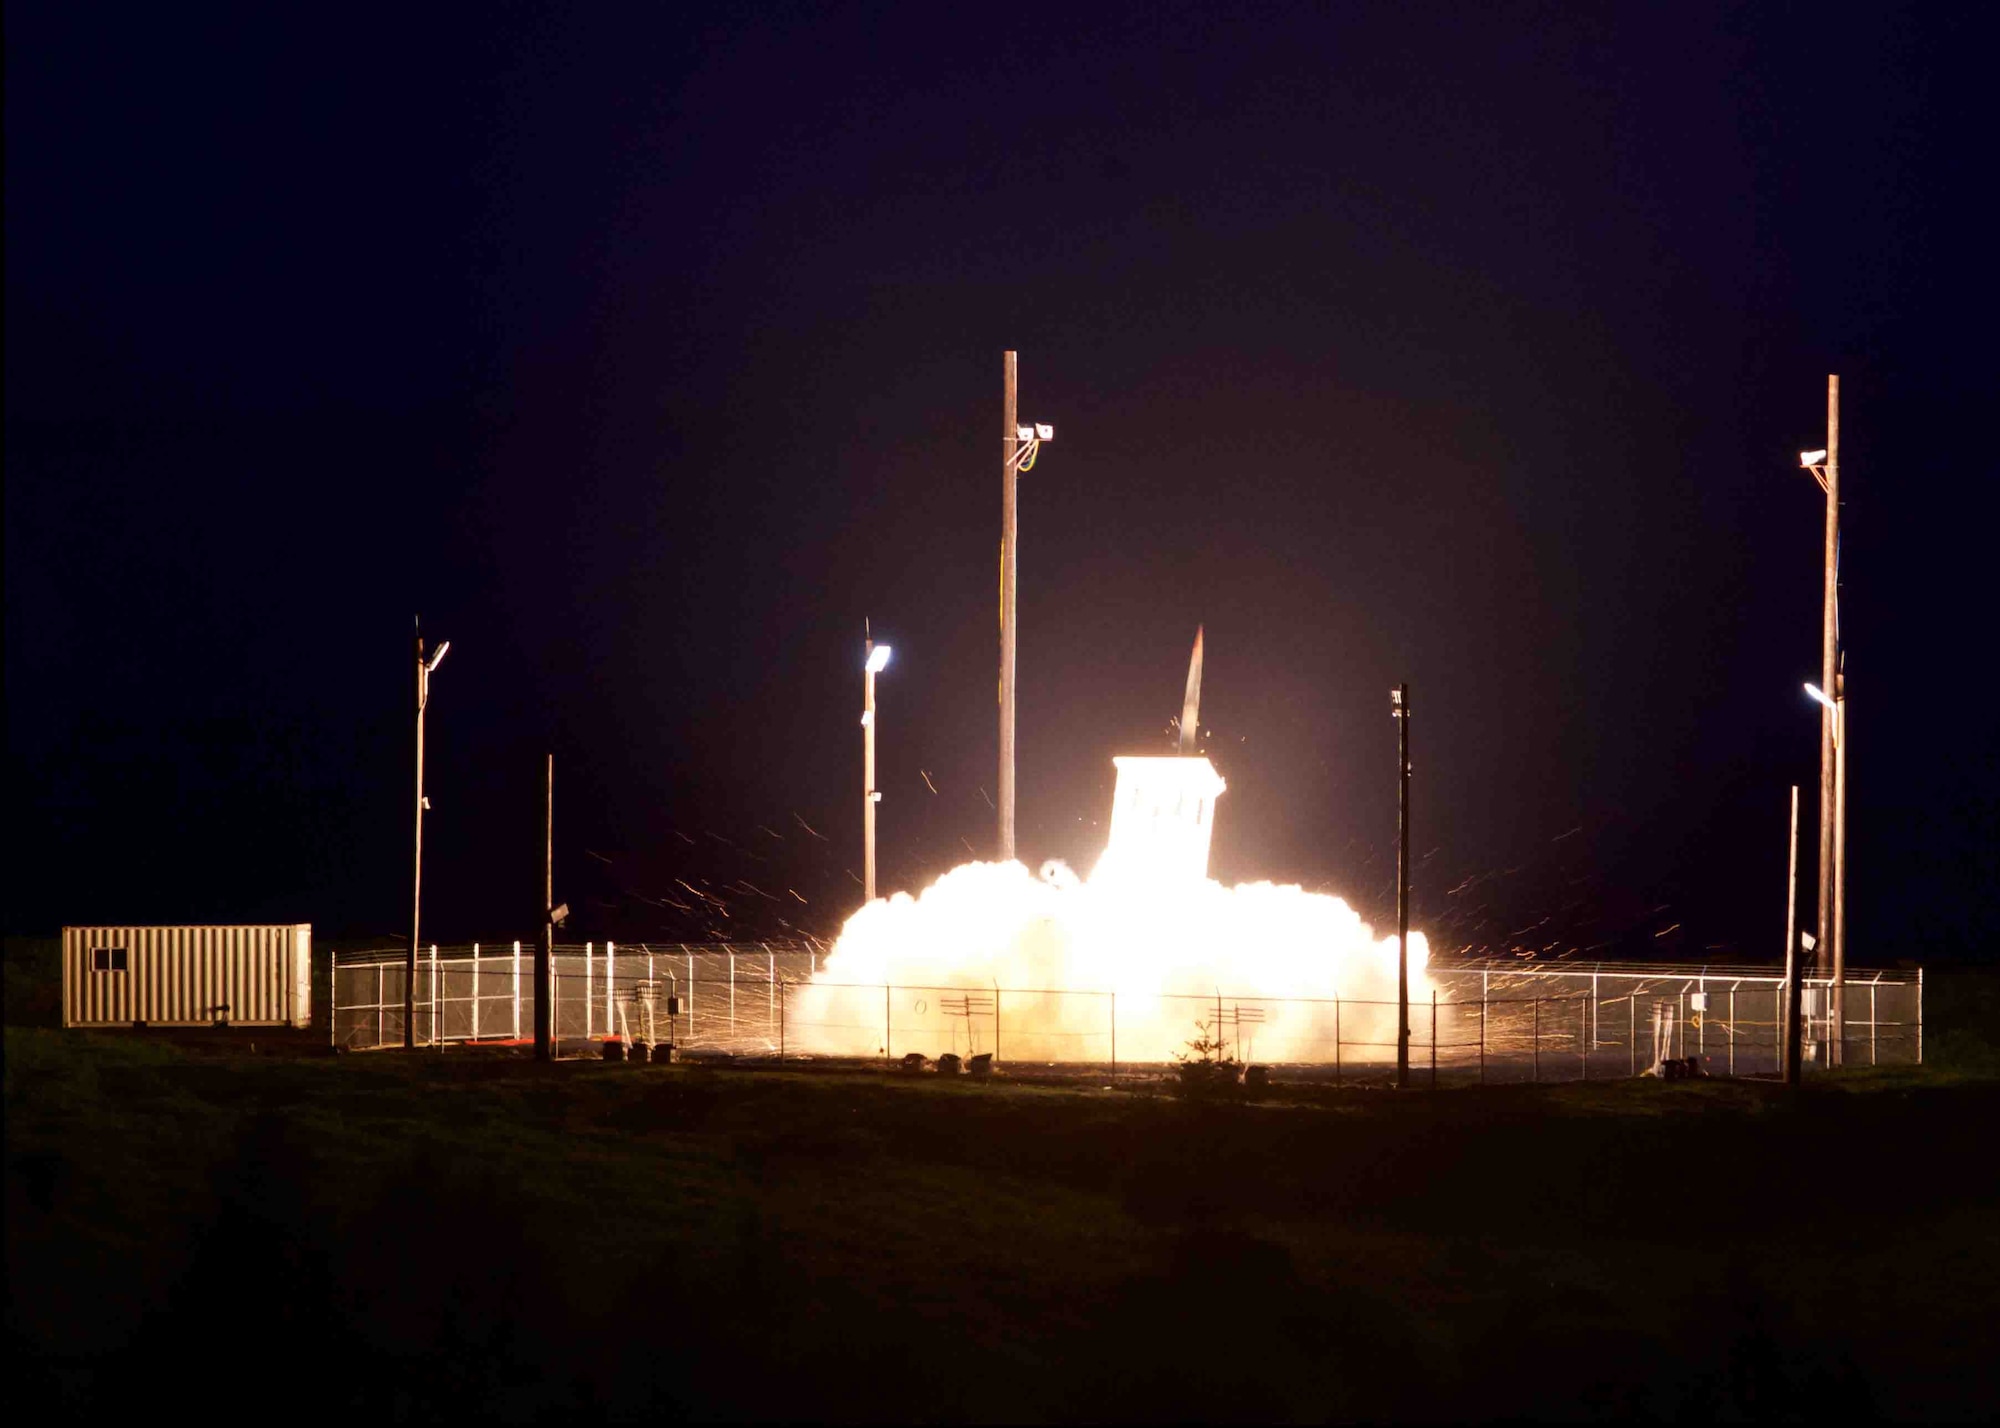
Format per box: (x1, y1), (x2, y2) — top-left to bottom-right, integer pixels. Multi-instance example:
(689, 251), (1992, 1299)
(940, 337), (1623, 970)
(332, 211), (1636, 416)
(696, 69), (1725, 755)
(7, 3), (1993, 962)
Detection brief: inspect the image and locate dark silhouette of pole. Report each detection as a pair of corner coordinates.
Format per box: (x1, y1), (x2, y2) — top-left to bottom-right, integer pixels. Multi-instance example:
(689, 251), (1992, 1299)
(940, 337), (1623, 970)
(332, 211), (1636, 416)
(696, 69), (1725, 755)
(1394, 683), (1410, 1088)
(536, 754), (553, 1062)
(1784, 783), (1802, 1085)
(1000, 351), (1018, 862)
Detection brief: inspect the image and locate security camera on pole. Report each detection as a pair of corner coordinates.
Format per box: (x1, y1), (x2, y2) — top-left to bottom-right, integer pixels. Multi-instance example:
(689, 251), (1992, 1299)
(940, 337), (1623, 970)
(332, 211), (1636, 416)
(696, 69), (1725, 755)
(999, 351), (1054, 864)
(407, 619), (448, 1050)
(1798, 375), (1846, 1064)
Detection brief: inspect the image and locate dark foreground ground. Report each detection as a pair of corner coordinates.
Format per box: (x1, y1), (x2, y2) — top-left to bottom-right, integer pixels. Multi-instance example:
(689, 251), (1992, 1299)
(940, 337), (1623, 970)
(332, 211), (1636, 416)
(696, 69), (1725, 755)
(8, 960), (2000, 1422)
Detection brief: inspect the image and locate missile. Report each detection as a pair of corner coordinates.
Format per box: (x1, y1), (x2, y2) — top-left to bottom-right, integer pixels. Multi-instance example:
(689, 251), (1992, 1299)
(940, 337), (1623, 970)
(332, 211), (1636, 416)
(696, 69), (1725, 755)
(1178, 625), (1204, 755)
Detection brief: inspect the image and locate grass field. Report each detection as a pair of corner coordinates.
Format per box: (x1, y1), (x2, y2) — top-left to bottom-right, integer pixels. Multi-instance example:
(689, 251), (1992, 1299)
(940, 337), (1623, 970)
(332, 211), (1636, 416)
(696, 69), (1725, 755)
(7, 939), (1999, 1420)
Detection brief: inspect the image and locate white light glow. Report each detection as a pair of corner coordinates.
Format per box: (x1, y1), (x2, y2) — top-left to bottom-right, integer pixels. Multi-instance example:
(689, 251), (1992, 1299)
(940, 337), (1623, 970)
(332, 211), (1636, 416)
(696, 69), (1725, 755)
(1805, 682), (1834, 710)
(866, 644), (893, 673)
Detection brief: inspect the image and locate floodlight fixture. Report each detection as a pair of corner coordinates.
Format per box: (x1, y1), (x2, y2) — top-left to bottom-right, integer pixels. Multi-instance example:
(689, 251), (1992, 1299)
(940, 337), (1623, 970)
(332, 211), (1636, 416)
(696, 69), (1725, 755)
(1800, 450), (1827, 468)
(1804, 682), (1835, 711)
(1035, 423), (1054, 440)
(1017, 425), (1034, 441)
(867, 643), (893, 673)
(426, 640), (450, 672)
(550, 901), (569, 927)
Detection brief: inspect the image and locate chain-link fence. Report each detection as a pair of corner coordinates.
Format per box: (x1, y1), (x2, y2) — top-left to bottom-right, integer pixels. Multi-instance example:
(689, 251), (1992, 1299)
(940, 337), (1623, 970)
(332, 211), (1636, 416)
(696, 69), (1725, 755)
(331, 942), (820, 1054)
(782, 966), (1919, 1083)
(333, 948), (1920, 1081)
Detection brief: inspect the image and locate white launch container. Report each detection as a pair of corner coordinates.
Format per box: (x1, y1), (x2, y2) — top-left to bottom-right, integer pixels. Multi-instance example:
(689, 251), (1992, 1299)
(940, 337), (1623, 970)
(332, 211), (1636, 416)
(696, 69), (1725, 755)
(63, 924), (312, 1028)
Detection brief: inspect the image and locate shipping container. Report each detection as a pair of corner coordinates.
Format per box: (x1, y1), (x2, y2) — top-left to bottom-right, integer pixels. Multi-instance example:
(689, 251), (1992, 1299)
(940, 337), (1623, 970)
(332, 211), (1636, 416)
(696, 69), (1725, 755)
(62, 924), (312, 1028)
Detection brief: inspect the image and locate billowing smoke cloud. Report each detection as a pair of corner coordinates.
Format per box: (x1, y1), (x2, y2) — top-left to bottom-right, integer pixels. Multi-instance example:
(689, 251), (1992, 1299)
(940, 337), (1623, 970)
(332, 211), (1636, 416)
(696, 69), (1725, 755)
(797, 859), (1430, 1064)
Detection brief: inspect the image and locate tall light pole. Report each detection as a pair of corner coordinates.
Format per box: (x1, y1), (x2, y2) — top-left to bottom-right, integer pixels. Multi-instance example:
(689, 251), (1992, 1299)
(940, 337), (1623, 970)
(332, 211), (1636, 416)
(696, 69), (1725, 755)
(1801, 375), (1843, 1062)
(407, 621), (448, 1050)
(998, 350), (1053, 864)
(1392, 683), (1411, 1089)
(863, 632), (892, 902)
(1807, 679), (1847, 1065)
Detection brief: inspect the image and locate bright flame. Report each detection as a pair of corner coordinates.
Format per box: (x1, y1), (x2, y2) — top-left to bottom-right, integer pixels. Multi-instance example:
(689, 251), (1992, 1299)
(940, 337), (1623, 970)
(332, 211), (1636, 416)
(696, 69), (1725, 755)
(801, 756), (1430, 1064)
(803, 862), (1429, 1064)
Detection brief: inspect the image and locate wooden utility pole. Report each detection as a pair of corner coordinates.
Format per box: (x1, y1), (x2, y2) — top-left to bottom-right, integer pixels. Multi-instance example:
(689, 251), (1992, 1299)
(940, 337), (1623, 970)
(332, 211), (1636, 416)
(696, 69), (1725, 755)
(406, 620), (425, 1051)
(1816, 375), (1843, 1063)
(1394, 683), (1411, 1088)
(536, 754), (553, 1062)
(1000, 351), (1019, 863)
(1784, 783), (1802, 1085)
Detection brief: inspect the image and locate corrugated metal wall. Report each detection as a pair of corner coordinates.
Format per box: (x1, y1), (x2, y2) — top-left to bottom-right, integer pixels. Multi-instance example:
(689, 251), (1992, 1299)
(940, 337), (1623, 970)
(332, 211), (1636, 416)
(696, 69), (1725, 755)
(62, 925), (312, 1027)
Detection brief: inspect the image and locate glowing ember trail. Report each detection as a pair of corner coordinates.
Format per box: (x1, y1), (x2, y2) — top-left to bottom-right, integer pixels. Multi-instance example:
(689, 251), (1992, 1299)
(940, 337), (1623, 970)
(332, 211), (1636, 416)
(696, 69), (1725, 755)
(800, 752), (1431, 1065)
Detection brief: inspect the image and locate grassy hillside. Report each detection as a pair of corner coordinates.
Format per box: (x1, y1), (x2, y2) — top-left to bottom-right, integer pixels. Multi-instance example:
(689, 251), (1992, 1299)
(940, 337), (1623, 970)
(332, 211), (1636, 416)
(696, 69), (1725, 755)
(7, 1023), (1997, 1421)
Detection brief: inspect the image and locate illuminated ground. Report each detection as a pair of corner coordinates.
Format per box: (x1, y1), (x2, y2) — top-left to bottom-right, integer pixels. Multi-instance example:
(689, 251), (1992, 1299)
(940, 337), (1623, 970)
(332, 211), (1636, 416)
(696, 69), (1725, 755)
(7, 967), (1999, 1420)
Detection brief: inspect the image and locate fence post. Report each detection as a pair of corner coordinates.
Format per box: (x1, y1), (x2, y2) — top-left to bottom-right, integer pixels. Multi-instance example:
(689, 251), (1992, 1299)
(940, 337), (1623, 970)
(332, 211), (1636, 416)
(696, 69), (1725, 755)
(884, 983), (891, 1061)
(430, 944), (439, 1048)
(607, 942), (616, 1037)
(1580, 998), (1588, 1080)
(1110, 991), (1116, 1079)
(729, 951), (737, 1039)
(585, 943), (594, 1042)
(1430, 990), (1437, 1089)
(1532, 998), (1540, 1082)
(994, 983), (1002, 1064)
(1856, 972), (1872, 1064)
(1628, 997), (1636, 1076)
(779, 978), (786, 1061)
(1477, 983), (1484, 1085)
(1334, 994), (1342, 1087)
(471, 943), (480, 1042)
(1728, 985), (1736, 1076)
(1918, 967), (1924, 1065)
(514, 940), (522, 1040)
(767, 945), (775, 1031)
